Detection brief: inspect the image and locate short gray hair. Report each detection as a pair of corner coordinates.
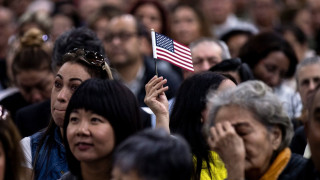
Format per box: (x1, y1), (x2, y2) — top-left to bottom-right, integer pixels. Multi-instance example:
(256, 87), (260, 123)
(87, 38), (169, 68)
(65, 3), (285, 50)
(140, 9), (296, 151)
(203, 80), (293, 152)
(295, 56), (320, 81)
(189, 37), (231, 60)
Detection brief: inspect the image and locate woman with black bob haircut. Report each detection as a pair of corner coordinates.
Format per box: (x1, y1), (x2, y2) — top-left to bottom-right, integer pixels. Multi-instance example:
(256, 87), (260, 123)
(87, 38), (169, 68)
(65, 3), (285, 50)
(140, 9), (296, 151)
(60, 79), (142, 180)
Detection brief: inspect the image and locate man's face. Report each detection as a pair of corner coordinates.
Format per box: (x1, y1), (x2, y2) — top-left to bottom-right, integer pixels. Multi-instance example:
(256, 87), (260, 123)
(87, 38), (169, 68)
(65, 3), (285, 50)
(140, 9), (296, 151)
(297, 64), (320, 106)
(104, 15), (141, 68)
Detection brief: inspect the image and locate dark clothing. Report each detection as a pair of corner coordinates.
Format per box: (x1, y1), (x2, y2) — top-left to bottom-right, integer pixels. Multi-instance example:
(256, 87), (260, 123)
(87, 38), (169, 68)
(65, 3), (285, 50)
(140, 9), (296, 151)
(0, 59), (8, 89)
(15, 100), (51, 138)
(0, 91), (29, 120)
(278, 153), (308, 179)
(292, 159), (320, 180)
(137, 57), (182, 106)
(290, 126), (307, 155)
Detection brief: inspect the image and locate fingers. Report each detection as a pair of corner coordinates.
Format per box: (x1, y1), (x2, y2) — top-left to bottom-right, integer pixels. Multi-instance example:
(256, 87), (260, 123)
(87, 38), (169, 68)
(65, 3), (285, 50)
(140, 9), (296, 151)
(145, 76), (168, 96)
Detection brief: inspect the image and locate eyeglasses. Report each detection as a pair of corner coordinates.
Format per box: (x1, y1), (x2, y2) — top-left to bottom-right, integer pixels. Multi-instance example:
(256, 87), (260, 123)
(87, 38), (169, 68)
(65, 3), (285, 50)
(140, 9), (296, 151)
(0, 106), (9, 120)
(104, 32), (138, 43)
(68, 48), (108, 71)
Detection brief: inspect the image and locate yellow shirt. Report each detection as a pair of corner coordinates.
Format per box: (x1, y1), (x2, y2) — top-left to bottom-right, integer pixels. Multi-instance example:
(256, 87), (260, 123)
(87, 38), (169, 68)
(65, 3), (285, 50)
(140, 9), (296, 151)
(193, 151), (227, 180)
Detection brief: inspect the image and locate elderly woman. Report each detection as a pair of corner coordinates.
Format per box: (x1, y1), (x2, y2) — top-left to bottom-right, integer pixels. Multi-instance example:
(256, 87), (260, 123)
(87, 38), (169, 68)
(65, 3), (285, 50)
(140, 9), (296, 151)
(203, 80), (306, 180)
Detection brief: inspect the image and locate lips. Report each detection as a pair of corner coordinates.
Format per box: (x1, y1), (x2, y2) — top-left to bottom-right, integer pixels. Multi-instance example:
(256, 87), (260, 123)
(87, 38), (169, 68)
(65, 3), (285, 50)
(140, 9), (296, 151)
(76, 142), (93, 151)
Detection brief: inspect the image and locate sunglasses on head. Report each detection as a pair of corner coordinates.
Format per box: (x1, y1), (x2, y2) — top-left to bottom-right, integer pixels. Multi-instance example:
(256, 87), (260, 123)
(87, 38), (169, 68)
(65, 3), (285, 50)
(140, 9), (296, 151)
(68, 48), (108, 70)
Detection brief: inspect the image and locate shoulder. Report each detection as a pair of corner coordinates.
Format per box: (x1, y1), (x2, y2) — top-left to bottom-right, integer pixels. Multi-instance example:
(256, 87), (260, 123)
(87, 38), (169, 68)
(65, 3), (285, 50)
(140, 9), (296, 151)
(279, 153), (308, 179)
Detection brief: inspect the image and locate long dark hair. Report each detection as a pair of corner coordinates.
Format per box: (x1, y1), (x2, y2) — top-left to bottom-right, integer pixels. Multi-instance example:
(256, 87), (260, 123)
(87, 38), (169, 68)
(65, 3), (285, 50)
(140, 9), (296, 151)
(169, 72), (229, 180)
(63, 79), (142, 178)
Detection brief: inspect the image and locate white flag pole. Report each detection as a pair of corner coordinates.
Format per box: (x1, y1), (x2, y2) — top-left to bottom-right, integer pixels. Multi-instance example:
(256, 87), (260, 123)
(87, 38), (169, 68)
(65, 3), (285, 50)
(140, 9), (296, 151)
(151, 29), (158, 77)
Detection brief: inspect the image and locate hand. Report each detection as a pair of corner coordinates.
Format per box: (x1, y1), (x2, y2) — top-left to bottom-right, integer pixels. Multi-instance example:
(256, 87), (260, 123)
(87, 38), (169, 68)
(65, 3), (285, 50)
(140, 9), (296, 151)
(144, 76), (170, 132)
(207, 121), (245, 180)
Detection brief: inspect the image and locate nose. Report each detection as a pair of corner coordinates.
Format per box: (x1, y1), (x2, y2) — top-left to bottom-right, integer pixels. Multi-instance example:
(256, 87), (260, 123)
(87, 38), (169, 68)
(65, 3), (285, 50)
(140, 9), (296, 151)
(269, 73), (281, 87)
(30, 89), (43, 103)
(56, 87), (69, 103)
(309, 80), (316, 91)
(76, 120), (90, 136)
(201, 60), (211, 72)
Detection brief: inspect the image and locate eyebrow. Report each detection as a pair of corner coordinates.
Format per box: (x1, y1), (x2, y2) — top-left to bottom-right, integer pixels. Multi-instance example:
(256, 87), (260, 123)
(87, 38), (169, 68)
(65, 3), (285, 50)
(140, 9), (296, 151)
(56, 74), (84, 82)
(232, 122), (250, 128)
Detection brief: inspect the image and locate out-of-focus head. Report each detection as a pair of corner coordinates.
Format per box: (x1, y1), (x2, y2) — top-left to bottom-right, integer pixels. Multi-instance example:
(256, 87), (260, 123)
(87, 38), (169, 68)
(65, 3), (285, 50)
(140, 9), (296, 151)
(0, 7), (15, 52)
(63, 79), (142, 178)
(51, 49), (112, 128)
(11, 27), (54, 104)
(220, 29), (253, 58)
(306, 83), (320, 172)
(239, 31), (298, 88)
(87, 5), (123, 41)
(296, 56), (320, 107)
(250, 0), (278, 30)
(309, 0), (320, 31)
(104, 14), (145, 68)
(17, 11), (52, 37)
(0, 105), (25, 180)
(204, 80), (293, 178)
(52, 27), (105, 72)
(112, 128), (192, 180)
(129, 0), (168, 35)
(170, 3), (212, 46)
(183, 38), (230, 79)
(200, 0), (233, 25)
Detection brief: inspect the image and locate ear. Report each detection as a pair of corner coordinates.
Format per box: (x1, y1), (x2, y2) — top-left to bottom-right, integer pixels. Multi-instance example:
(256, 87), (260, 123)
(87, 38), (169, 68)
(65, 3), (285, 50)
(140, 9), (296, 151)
(270, 126), (282, 150)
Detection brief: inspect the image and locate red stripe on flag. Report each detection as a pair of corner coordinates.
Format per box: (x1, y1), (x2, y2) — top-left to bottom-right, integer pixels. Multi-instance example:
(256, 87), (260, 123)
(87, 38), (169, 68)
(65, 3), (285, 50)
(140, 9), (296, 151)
(157, 55), (194, 72)
(157, 48), (193, 66)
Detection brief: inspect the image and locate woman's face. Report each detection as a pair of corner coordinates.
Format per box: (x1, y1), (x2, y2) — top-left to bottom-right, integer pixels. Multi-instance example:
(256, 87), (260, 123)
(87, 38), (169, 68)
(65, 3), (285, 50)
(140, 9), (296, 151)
(214, 105), (281, 177)
(51, 62), (91, 127)
(171, 6), (201, 45)
(67, 109), (115, 162)
(135, 4), (162, 33)
(253, 51), (289, 88)
(0, 141), (5, 180)
(307, 89), (320, 170)
(15, 69), (54, 104)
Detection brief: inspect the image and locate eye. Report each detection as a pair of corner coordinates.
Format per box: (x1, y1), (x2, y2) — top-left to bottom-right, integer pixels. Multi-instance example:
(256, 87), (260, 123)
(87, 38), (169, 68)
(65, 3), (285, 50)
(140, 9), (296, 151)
(91, 117), (103, 123)
(54, 80), (62, 89)
(70, 84), (79, 92)
(265, 64), (276, 73)
(234, 126), (251, 136)
(69, 117), (78, 123)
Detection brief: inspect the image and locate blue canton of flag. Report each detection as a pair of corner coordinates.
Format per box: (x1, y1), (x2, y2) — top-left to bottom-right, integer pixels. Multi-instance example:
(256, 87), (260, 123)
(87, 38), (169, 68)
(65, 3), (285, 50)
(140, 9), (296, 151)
(155, 32), (174, 53)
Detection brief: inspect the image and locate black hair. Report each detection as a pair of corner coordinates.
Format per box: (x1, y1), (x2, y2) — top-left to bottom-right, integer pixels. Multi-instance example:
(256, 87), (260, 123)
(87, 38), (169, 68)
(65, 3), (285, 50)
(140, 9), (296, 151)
(169, 72), (230, 180)
(220, 29), (253, 44)
(239, 31), (298, 78)
(63, 79), (142, 178)
(52, 27), (105, 71)
(209, 58), (255, 82)
(113, 128), (192, 180)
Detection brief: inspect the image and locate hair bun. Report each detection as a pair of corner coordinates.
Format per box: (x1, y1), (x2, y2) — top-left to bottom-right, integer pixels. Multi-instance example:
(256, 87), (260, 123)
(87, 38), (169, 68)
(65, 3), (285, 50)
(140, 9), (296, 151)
(20, 28), (45, 47)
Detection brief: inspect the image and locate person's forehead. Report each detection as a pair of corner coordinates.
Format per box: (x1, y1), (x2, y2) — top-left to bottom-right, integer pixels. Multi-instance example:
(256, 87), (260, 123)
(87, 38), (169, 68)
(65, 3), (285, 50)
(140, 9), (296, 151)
(298, 63), (320, 78)
(109, 15), (137, 31)
(191, 42), (222, 56)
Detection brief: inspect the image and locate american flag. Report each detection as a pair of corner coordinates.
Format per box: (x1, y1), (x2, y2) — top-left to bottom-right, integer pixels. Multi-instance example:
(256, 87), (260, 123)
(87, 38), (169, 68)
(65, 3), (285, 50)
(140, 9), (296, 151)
(151, 31), (194, 72)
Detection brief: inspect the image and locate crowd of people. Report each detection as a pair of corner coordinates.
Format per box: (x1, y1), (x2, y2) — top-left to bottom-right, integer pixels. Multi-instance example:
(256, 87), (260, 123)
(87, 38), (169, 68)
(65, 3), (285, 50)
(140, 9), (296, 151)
(0, 0), (320, 179)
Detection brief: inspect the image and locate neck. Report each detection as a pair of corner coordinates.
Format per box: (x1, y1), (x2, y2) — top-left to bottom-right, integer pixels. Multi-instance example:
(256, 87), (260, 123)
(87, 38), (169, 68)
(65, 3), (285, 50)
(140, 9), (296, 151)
(117, 57), (143, 83)
(81, 158), (112, 180)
